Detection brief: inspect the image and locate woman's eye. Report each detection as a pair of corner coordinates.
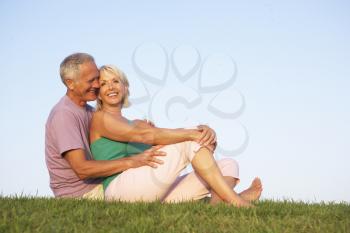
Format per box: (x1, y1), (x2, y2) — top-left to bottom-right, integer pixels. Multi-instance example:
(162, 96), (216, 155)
(114, 80), (119, 83)
(101, 83), (106, 86)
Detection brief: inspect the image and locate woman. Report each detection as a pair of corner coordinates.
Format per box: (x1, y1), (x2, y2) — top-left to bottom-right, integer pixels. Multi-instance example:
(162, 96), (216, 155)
(90, 65), (262, 207)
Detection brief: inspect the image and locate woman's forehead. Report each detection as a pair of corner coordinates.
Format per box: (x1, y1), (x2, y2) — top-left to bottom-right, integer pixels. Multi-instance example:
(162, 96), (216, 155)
(100, 72), (120, 81)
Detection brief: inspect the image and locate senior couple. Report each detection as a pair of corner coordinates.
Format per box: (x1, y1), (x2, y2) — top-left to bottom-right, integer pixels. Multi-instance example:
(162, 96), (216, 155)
(45, 52), (262, 207)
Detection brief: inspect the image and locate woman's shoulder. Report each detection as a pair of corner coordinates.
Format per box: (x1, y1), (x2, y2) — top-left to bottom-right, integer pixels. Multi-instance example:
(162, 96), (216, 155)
(91, 110), (114, 121)
(91, 111), (129, 126)
(90, 111), (110, 131)
(92, 110), (103, 118)
(91, 111), (103, 124)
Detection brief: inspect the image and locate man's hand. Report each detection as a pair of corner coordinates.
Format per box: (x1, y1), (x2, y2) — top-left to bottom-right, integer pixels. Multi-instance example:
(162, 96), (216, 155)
(197, 125), (217, 146)
(129, 145), (166, 168)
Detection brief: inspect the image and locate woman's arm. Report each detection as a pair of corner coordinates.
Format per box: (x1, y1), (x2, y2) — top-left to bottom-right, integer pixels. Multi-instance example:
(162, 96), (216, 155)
(131, 119), (155, 129)
(91, 111), (202, 145)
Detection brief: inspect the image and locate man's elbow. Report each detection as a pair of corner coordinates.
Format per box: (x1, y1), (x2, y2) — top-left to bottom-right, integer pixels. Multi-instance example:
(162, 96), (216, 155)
(74, 165), (93, 180)
(77, 172), (89, 180)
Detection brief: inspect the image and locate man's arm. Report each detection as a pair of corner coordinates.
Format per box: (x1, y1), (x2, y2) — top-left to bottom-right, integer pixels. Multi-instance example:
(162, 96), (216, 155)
(64, 146), (165, 179)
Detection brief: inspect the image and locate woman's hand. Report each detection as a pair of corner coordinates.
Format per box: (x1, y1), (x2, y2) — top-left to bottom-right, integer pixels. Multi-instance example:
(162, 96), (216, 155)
(197, 125), (217, 146)
(144, 119), (155, 127)
(205, 141), (217, 153)
(129, 145), (166, 168)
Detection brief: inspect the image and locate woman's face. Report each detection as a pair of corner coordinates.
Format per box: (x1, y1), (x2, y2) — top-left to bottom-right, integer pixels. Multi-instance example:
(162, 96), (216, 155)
(98, 71), (126, 107)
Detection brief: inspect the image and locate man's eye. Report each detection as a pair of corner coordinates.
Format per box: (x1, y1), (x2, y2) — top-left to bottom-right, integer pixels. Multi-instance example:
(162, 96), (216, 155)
(101, 83), (106, 86)
(114, 80), (119, 83)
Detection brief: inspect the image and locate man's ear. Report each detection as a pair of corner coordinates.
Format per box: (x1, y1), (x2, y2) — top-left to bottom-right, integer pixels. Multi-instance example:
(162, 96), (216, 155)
(65, 79), (75, 91)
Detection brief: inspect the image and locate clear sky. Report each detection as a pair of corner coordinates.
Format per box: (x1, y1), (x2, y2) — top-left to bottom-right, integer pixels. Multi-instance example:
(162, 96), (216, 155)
(1, 0), (349, 202)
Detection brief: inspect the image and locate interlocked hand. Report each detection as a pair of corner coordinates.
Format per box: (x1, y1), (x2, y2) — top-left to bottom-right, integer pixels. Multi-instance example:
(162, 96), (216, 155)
(197, 125), (217, 146)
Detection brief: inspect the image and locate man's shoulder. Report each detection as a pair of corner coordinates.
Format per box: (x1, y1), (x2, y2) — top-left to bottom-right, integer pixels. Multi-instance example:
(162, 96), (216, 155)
(47, 97), (75, 120)
(50, 96), (95, 115)
(46, 96), (95, 125)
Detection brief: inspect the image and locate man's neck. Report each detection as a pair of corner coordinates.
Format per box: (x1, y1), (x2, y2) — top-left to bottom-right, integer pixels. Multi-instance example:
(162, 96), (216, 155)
(66, 91), (86, 108)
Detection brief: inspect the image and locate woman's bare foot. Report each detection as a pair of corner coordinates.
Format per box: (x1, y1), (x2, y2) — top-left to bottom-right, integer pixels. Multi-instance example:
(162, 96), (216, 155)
(210, 189), (254, 208)
(226, 191), (255, 208)
(239, 177), (263, 202)
(231, 198), (254, 208)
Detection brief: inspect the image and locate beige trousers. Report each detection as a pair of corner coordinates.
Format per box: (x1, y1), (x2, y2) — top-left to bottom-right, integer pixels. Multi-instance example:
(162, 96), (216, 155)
(105, 141), (239, 202)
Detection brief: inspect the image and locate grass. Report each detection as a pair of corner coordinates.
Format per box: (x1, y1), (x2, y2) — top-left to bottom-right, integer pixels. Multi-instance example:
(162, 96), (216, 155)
(0, 197), (349, 233)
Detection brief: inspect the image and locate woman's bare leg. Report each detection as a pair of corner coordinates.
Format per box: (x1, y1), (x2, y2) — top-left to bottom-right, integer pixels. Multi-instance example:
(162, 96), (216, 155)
(210, 177), (263, 204)
(209, 176), (238, 205)
(162, 159), (240, 203)
(191, 148), (251, 207)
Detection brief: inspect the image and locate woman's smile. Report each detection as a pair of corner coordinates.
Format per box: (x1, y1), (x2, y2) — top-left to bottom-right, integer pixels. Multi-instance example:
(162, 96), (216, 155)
(107, 91), (119, 97)
(103, 89), (123, 104)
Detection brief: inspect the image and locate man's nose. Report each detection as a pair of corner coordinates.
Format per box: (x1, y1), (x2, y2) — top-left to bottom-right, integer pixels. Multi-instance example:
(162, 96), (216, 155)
(92, 79), (100, 88)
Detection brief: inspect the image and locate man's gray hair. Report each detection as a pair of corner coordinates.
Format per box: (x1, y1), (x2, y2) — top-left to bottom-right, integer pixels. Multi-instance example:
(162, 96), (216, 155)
(59, 53), (95, 84)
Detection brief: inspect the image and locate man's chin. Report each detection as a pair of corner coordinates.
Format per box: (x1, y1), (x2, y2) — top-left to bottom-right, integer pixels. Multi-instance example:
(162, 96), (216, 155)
(85, 94), (97, 102)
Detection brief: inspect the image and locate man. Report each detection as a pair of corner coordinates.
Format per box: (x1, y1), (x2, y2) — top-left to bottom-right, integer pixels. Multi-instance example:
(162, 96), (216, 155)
(45, 53), (217, 199)
(45, 53), (167, 198)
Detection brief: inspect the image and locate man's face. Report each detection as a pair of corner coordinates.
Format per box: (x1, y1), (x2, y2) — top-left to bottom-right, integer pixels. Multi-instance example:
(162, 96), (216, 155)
(71, 61), (100, 102)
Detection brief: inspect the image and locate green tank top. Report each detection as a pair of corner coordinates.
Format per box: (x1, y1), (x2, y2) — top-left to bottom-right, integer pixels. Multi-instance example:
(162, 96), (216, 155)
(90, 137), (151, 190)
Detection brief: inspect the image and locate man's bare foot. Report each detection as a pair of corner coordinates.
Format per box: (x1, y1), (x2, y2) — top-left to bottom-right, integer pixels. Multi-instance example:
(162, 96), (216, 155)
(239, 177), (263, 202)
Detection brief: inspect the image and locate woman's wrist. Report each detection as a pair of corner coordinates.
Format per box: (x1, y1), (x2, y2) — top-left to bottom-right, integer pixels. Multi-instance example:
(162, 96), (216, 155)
(187, 129), (201, 142)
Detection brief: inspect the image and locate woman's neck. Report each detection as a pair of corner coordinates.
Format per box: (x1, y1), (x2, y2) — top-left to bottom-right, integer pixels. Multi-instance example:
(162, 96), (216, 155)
(101, 105), (122, 118)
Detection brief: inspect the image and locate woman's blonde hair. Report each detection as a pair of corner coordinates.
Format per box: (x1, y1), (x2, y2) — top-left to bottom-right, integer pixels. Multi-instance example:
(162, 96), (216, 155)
(96, 65), (131, 111)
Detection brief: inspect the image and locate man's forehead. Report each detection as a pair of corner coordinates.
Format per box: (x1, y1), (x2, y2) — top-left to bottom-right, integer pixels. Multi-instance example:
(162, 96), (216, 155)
(80, 61), (98, 70)
(79, 62), (98, 75)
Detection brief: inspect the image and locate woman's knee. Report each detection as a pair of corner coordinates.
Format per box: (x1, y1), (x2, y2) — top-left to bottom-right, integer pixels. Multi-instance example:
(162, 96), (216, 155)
(216, 158), (239, 179)
(183, 141), (209, 161)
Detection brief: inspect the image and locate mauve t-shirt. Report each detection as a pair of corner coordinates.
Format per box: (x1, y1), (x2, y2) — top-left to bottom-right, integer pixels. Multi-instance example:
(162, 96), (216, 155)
(45, 95), (101, 197)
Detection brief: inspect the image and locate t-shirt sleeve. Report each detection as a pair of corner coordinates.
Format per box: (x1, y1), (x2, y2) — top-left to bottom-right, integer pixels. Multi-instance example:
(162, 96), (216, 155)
(51, 110), (85, 155)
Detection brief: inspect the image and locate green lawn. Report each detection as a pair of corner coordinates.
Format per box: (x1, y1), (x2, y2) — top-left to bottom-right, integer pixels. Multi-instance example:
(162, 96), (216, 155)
(0, 197), (349, 233)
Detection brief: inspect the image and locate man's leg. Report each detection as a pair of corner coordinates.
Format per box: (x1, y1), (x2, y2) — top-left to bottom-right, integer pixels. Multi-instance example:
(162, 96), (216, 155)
(82, 184), (104, 200)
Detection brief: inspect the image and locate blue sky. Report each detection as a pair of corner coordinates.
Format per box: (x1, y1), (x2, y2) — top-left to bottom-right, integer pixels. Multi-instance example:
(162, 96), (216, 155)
(1, 0), (349, 202)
